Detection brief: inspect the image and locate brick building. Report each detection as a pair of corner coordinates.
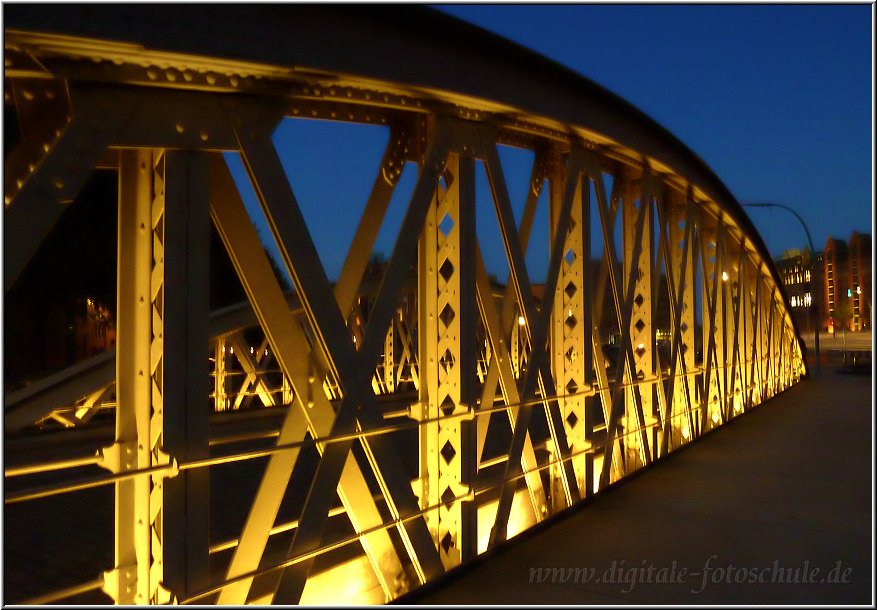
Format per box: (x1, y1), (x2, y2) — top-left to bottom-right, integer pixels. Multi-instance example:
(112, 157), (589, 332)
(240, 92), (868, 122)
(821, 233), (871, 332)
(774, 231), (871, 334)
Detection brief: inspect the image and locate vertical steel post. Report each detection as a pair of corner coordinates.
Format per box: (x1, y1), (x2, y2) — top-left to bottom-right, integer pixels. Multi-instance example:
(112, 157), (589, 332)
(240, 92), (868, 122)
(621, 178), (654, 469)
(107, 149), (162, 605)
(215, 337), (228, 412)
(161, 151), (211, 600)
(418, 153), (477, 568)
(550, 151), (589, 505)
(668, 197), (696, 446)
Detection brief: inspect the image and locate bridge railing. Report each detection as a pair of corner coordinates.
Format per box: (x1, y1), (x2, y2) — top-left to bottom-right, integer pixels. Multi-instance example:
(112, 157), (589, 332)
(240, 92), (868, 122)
(4, 7), (806, 606)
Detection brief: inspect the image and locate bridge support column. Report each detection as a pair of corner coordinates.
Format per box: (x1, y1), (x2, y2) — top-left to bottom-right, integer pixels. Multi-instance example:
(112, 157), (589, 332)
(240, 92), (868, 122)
(550, 151), (592, 506)
(622, 177), (656, 470)
(160, 150), (211, 601)
(699, 217), (724, 433)
(214, 337), (228, 412)
(106, 149), (210, 604)
(106, 149), (167, 605)
(667, 196), (696, 448)
(418, 152), (477, 568)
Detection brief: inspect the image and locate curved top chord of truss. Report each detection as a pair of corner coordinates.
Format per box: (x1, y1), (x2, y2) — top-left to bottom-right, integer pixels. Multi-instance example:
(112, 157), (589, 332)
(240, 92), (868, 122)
(3, 4), (803, 346)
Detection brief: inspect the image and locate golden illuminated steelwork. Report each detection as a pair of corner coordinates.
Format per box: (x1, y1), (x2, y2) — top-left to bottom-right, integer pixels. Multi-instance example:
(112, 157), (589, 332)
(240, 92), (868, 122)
(4, 6), (806, 606)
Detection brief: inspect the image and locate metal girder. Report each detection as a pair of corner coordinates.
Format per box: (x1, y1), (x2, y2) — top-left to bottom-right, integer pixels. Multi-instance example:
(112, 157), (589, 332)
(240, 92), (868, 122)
(160, 150), (211, 600)
(4, 12), (810, 605)
(656, 192), (696, 455)
(488, 142), (583, 546)
(4, 87), (133, 291)
(549, 147), (592, 505)
(621, 175), (657, 471)
(209, 156), (414, 605)
(417, 153), (478, 568)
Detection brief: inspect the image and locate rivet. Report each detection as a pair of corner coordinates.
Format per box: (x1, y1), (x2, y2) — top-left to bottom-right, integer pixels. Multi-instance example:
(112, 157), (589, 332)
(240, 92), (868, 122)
(53, 178), (64, 190)
(175, 123), (184, 133)
(146, 69), (158, 81)
(22, 90), (34, 101)
(206, 74), (217, 85)
(229, 77), (239, 87)
(200, 132), (209, 142)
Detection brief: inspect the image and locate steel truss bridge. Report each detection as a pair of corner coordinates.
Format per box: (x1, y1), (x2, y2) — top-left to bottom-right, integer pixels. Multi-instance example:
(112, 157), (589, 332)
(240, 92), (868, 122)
(3, 6), (807, 605)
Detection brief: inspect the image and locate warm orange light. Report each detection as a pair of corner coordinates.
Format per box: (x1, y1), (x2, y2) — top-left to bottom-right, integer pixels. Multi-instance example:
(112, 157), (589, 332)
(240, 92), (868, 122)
(297, 554), (385, 605)
(477, 489), (536, 555)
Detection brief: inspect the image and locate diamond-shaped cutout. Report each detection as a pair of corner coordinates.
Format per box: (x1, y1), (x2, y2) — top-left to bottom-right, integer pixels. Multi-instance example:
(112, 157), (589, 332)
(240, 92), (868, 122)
(565, 281), (577, 298)
(439, 212), (455, 237)
(439, 258), (454, 281)
(566, 410), (579, 429)
(439, 303), (456, 328)
(440, 349), (456, 374)
(441, 530), (454, 554)
(564, 249), (576, 265)
(634, 293), (645, 307)
(566, 378), (578, 395)
(634, 319), (646, 333)
(680, 322), (688, 332)
(681, 344), (689, 354)
(440, 394), (456, 417)
(565, 314), (577, 330)
(441, 440), (457, 465)
(635, 344), (647, 357)
(565, 346), (578, 363)
(441, 487), (456, 510)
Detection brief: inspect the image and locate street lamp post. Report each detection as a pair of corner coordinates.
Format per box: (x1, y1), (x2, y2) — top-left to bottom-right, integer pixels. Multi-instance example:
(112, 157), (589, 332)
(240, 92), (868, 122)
(743, 202), (820, 375)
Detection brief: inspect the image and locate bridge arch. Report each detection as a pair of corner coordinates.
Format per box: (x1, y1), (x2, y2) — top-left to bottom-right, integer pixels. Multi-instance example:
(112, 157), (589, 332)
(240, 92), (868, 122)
(4, 6), (806, 605)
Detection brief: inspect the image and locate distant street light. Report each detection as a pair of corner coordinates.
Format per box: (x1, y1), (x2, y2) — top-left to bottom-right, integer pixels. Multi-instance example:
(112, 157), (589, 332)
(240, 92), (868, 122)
(743, 202), (820, 375)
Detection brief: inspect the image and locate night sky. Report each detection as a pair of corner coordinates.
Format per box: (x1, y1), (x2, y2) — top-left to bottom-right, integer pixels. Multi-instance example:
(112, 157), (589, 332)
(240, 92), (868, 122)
(440, 5), (873, 253)
(231, 4), (872, 283)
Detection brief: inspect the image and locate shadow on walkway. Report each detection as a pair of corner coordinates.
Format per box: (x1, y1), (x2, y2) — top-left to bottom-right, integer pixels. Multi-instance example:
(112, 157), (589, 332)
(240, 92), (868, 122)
(404, 371), (873, 605)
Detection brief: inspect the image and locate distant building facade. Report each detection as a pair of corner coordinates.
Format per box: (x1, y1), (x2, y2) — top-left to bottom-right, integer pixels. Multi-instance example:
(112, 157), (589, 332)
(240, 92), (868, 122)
(775, 249), (823, 333)
(847, 232), (872, 331)
(775, 231), (871, 334)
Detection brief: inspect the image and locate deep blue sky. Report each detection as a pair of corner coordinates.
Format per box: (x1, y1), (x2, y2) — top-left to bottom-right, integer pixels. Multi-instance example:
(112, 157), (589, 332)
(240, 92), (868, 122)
(231, 5), (872, 284)
(439, 4), (873, 256)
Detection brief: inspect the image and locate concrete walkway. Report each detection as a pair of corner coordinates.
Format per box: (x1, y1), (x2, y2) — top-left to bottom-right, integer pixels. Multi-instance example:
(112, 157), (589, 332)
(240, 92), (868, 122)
(403, 371), (873, 605)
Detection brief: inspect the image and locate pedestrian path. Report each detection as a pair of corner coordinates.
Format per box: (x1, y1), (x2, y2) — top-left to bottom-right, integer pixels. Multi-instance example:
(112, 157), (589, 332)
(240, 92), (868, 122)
(402, 371), (873, 605)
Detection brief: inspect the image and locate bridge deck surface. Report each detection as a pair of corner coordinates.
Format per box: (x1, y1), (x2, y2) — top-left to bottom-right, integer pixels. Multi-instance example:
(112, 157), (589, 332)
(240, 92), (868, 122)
(402, 371), (873, 605)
